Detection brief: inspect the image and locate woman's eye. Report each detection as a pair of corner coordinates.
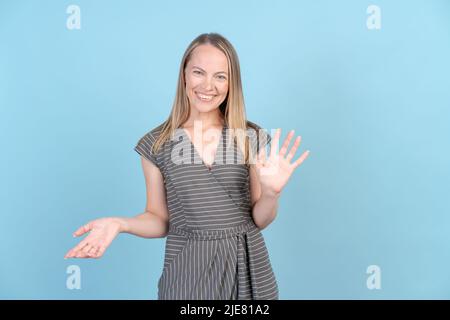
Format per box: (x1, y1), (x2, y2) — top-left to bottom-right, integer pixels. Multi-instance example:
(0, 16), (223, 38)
(217, 75), (227, 80)
(193, 70), (202, 75)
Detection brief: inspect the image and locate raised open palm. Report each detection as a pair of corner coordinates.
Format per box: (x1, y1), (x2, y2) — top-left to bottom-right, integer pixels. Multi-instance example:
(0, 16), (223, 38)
(255, 128), (310, 195)
(64, 217), (121, 259)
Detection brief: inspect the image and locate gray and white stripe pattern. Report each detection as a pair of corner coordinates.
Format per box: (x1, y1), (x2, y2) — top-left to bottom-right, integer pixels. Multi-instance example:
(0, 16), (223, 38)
(134, 121), (279, 300)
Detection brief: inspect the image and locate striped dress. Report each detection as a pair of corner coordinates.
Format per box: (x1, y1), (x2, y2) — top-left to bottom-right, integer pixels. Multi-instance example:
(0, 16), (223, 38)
(134, 121), (279, 300)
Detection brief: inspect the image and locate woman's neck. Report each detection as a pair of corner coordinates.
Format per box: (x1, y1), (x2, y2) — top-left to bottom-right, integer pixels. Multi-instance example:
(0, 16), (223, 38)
(183, 111), (224, 130)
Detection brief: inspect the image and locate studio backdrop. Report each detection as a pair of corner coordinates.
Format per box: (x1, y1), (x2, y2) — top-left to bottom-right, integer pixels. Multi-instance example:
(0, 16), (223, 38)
(1, 0), (449, 299)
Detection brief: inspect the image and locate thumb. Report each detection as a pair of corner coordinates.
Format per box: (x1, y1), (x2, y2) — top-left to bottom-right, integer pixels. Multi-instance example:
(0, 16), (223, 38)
(73, 222), (92, 237)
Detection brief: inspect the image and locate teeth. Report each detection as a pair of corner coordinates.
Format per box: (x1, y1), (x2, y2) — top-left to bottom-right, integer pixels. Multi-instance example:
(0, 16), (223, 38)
(197, 93), (215, 101)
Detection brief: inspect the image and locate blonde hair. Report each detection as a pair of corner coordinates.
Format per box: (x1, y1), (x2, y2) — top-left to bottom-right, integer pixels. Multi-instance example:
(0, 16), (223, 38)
(150, 32), (263, 166)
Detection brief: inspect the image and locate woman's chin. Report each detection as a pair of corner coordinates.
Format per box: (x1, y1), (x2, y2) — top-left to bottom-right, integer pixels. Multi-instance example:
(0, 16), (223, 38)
(192, 103), (220, 113)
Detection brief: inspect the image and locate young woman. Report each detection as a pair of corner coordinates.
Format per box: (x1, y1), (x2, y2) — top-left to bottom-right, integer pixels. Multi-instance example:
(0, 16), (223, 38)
(64, 33), (310, 300)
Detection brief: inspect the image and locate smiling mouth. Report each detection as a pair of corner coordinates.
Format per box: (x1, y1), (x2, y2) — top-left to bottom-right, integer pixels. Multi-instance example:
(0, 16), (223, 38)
(196, 92), (216, 102)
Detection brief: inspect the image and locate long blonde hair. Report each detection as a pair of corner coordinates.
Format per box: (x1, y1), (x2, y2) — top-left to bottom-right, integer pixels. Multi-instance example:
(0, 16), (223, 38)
(150, 32), (262, 166)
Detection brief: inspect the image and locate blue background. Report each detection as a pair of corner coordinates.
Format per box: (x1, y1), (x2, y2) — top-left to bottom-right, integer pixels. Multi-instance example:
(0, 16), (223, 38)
(1, 0), (449, 299)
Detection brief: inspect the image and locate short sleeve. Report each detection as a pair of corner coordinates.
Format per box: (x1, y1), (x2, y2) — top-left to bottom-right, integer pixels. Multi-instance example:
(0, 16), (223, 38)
(248, 125), (272, 156)
(257, 128), (272, 156)
(134, 132), (160, 169)
(261, 129), (272, 148)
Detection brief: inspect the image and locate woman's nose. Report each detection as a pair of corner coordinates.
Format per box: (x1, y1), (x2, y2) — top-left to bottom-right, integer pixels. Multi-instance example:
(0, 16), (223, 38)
(202, 77), (214, 90)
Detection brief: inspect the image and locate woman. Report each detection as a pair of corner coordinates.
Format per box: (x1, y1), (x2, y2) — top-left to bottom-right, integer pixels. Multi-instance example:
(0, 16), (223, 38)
(64, 33), (310, 300)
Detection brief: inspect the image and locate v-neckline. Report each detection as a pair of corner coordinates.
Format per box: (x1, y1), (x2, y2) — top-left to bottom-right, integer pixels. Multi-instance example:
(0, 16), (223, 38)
(182, 123), (226, 171)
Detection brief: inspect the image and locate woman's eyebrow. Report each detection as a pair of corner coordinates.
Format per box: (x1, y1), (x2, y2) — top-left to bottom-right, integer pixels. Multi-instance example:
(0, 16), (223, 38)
(193, 65), (228, 75)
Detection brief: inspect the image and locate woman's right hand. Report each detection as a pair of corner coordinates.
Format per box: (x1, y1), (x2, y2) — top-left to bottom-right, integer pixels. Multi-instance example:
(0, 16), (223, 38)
(64, 217), (123, 259)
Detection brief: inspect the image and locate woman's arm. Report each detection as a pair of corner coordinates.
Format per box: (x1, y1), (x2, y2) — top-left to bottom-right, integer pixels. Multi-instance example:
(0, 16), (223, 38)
(118, 156), (170, 238)
(249, 164), (280, 230)
(116, 210), (168, 238)
(65, 156), (169, 259)
(249, 128), (310, 231)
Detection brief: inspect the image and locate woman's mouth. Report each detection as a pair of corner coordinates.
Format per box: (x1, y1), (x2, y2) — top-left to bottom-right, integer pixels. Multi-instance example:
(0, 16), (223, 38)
(195, 92), (216, 102)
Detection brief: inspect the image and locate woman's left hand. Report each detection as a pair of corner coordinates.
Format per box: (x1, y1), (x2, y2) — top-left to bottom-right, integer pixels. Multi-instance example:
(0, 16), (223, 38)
(254, 128), (310, 196)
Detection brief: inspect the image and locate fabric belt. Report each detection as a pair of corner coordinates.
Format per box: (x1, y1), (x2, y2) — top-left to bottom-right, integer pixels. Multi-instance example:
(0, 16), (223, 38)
(168, 219), (257, 241)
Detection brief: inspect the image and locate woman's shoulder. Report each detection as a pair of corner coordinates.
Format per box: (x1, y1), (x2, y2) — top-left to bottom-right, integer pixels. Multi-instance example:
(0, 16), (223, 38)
(135, 122), (168, 157)
(134, 122), (168, 168)
(246, 119), (271, 137)
(245, 119), (272, 147)
(246, 119), (263, 130)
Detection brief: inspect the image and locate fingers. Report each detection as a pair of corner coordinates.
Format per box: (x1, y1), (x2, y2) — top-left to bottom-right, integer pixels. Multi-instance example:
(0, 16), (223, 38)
(65, 220), (110, 259)
(87, 246), (99, 257)
(286, 136), (302, 162)
(73, 239), (90, 254)
(64, 244), (96, 259)
(95, 246), (107, 258)
(81, 243), (94, 255)
(65, 240), (92, 258)
(77, 244), (98, 258)
(65, 241), (107, 259)
(279, 130), (295, 157)
(292, 150), (310, 169)
(272, 127), (310, 169)
(87, 245), (106, 259)
(73, 222), (92, 237)
(75, 250), (90, 258)
(65, 241), (88, 259)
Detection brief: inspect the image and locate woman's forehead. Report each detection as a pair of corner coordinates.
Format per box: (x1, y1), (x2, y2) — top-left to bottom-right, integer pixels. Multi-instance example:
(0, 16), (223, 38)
(188, 45), (228, 71)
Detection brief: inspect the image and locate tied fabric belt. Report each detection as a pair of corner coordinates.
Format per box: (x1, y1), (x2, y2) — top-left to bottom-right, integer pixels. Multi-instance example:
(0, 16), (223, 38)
(168, 219), (257, 241)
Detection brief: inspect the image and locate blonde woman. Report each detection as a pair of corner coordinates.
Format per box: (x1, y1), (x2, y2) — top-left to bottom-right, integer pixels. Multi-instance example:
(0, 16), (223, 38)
(64, 33), (310, 300)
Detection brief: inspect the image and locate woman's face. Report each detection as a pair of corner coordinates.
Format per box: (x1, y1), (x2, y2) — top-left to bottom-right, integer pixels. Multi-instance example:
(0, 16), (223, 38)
(184, 44), (229, 115)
